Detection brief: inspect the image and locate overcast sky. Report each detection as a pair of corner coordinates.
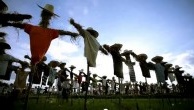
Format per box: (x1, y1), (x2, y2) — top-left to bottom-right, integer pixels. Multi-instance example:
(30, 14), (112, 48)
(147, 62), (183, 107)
(2, 0), (194, 85)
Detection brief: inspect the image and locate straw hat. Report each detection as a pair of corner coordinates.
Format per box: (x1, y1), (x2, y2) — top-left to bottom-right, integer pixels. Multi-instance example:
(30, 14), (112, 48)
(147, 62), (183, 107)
(69, 65), (76, 69)
(165, 63), (172, 67)
(151, 56), (163, 63)
(102, 75), (107, 79)
(21, 61), (29, 68)
(161, 61), (167, 65)
(137, 53), (148, 61)
(0, 37), (11, 49)
(0, 0), (8, 12)
(168, 67), (174, 71)
(42, 56), (47, 61)
(121, 49), (132, 56)
(86, 27), (99, 38)
(49, 60), (59, 67)
(79, 69), (84, 73)
(110, 43), (123, 51)
(0, 32), (6, 37)
(93, 73), (98, 77)
(175, 65), (182, 69)
(59, 62), (66, 67)
(37, 4), (59, 17)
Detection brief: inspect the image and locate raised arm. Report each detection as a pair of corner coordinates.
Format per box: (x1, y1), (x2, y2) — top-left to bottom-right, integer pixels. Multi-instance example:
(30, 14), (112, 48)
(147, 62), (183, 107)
(2, 22), (24, 29)
(58, 30), (79, 39)
(65, 68), (71, 73)
(73, 73), (79, 77)
(69, 18), (85, 37)
(99, 45), (108, 55)
(130, 51), (138, 60)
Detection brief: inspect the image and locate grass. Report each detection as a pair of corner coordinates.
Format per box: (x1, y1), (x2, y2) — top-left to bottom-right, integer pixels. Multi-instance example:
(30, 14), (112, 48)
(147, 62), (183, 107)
(3, 94), (194, 110)
(0, 95), (194, 110)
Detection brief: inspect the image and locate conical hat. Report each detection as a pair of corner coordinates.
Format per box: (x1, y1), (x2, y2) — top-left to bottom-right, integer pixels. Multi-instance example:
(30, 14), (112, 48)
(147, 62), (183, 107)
(121, 50), (132, 56)
(49, 60), (59, 67)
(86, 27), (99, 38)
(37, 4), (59, 17)
(165, 63), (172, 67)
(0, 37), (11, 49)
(175, 65), (182, 69)
(69, 65), (76, 69)
(93, 74), (98, 77)
(151, 56), (163, 63)
(161, 62), (168, 65)
(137, 53), (148, 61)
(102, 75), (107, 79)
(110, 43), (123, 51)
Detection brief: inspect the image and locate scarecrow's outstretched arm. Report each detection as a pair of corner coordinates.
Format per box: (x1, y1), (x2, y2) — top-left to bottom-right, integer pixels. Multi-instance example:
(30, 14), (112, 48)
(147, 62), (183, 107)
(97, 75), (103, 79)
(58, 30), (79, 38)
(147, 62), (155, 70)
(2, 22), (24, 29)
(73, 73), (79, 77)
(66, 68), (71, 73)
(69, 18), (85, 37)
(99, 45), (108, 55)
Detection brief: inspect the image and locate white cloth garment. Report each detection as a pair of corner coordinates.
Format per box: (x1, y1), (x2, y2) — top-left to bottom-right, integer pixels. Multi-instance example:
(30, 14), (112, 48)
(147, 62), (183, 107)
(83, 30), (100, 67)
(62, 80), (70, 89)
(154, 63), (165, 83)
(0, 54), (19, 76)
(168, 73), (176, 82)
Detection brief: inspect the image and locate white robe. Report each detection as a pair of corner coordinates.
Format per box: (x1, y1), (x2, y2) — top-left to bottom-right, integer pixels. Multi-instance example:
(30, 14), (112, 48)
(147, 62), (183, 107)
(83, 30), (100, 67)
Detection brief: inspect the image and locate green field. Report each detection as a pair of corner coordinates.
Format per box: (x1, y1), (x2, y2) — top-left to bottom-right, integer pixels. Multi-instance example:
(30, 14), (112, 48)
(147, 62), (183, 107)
(10, 96), (194, 110)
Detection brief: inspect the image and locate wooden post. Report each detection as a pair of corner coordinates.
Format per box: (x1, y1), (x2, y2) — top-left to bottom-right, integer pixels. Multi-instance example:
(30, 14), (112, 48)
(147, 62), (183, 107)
(118, 78), (121, 110)
(84, 62), (90, 110)
(69, 65), (76, 106)
(23, 64), (36, 110)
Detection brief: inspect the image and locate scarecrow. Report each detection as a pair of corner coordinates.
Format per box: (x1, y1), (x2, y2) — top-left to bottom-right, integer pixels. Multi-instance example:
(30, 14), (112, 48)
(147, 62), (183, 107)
(167, 67), (176, 83)
(149, 56), (166, 84)
(174, 65), (184, 85)
(109, 76), (116, 94)
(0, 0), (29, 80)
(130, 51), (151, 83)
(72, 76), (79, 94)
(103, 43), (125, 107)
(149, 55), (170, 108)
(0, 36), (24, 80)
(69, 65), (76, 87)
(103, 43), (124, 79)
(61, 74), (70, 103)
(91, 73), (98, 94)
(70, 18), (108, 67)
(69, 65), (76, 105)
(98, 75), (108, 95)
(47, 60), (60, 87)
(69, 18), (108, 110)
(73, 69), (85, 94)
(163, 63), (173, 81)
(14, 61), (30, 94)
(121, 50), (136, 82)
(3, 4), (79, 109)
(4, 4), (79, 66)
(174, 65), (185, 93)
(57, 62), (70, 91)
(0, 0), (32, 27)
(24, 55), (49, 85)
